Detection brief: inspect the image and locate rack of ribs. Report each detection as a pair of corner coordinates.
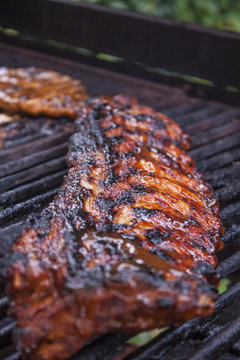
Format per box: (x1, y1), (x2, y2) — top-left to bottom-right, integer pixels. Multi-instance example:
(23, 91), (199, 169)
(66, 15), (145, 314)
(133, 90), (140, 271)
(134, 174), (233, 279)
(7, 95), (224, 360)
(0, 67), (87, 118)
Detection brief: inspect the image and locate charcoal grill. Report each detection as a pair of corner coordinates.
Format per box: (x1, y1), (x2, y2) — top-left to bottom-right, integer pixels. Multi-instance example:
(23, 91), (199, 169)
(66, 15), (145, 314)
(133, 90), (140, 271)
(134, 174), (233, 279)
(0, 1), (240, 359)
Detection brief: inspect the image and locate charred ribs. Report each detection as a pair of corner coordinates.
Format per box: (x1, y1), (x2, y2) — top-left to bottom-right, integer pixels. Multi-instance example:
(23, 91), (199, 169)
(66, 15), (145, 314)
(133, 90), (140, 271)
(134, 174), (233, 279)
(7, 95), (224, 360)
(0, 67), (87, 118)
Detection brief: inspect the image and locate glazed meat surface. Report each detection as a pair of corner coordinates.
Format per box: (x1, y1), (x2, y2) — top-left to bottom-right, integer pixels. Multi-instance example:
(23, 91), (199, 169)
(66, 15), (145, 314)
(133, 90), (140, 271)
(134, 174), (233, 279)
(8, 96), (224, 360)
(0, 67), (87, 118)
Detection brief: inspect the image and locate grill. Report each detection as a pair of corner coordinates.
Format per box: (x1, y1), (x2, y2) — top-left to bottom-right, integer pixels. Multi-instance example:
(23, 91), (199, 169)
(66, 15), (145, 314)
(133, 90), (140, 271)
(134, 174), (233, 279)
(0, 1), (240, 359)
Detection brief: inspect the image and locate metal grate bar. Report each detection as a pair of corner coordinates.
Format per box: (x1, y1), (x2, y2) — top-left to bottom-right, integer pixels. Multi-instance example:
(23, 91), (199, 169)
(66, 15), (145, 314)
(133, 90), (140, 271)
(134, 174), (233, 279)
(218, 250), (240, 277)
(206, 164), (240, 188)
(2, 128), (38, 141)
(0, 222), (22, 239)
(0, 297), (8, 309)
(0, 318), (15, 338)
(184, 109), (240, 134)
(220, 202), (240, 221)
(197, 147), (240, 172)
(0, 189), (58, 226)
(4, 354), (20, 360)
(152, 95), (189, 112)
(0, 156), (66, 193)
(0, 131), (71, 164)
(221, 224), (240, 243)
(189, 133), (240, 163)
(164, 102), (207, 118)
(189, 315), (240, 360)
(3, 353), (20, 360)
(0, 142), (68, 178)
(190, 120), (240, 148)
(215, 179), (240, 203)
(0, 170), (66, 207)
(174, 106), (222, 127)
(232, 339), (240, 355)
(2, 133), (46, 150)
(72, 334), (131, 360)
(0, 346), (21, 360)
(2, 127), (43, 142)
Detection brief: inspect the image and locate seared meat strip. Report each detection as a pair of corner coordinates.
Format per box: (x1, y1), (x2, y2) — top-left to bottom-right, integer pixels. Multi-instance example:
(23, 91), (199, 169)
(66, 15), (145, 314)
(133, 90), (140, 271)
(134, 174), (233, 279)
(7, 96), (224, 360)
(0, 67), (87, 118)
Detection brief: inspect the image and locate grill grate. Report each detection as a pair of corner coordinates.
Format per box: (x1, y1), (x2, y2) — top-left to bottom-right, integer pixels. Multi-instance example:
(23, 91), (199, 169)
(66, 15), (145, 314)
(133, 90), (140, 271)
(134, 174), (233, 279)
(0, 43), (239, 360)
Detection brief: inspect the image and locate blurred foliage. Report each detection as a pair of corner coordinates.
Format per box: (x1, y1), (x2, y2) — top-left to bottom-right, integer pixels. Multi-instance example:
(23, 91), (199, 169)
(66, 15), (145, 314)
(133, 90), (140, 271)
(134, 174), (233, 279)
(218, 278), (231, 295)
(128, 327), (168, 346)
(78, 0), (240, 32)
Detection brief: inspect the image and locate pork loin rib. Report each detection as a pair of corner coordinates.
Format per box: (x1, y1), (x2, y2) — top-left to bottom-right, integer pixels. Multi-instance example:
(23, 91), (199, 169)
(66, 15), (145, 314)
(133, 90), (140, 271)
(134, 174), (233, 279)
(0, 67), (87, 118)
(7, 96), (224, 360)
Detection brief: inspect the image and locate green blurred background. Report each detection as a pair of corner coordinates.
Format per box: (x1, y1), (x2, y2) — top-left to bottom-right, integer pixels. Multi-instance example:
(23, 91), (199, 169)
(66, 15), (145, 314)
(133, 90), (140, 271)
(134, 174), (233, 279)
(78, 0), (240, 32)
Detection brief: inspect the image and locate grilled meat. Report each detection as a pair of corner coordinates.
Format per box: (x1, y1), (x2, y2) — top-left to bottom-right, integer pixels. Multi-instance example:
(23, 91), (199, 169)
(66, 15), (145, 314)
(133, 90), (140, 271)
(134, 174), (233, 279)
(7, 95), (224, 360)
(0, 113), (17, 148)
(0, 113), (16, 125)
(0, 67), (87, 118)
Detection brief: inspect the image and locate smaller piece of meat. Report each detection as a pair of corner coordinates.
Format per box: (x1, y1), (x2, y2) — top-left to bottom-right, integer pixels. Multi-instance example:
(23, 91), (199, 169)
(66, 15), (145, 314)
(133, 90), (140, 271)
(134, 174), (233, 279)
(0, 67), (87, 118)
(0, 112), (16, 125)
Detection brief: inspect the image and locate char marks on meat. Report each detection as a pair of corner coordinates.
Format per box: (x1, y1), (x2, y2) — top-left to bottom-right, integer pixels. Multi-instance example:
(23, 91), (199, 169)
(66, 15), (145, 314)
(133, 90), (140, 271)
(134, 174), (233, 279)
(0, 67), (87, 118)
(7, 95), (224, 360)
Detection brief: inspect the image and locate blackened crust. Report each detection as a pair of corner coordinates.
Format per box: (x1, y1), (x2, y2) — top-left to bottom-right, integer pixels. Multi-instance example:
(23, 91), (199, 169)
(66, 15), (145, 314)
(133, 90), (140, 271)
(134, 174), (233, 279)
(7, 95), (224, 360)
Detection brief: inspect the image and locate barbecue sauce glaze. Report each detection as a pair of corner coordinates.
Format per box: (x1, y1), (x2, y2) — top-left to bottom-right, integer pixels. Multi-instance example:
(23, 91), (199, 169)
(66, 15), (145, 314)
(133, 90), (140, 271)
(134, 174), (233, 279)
(8, 95), (223, 360)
